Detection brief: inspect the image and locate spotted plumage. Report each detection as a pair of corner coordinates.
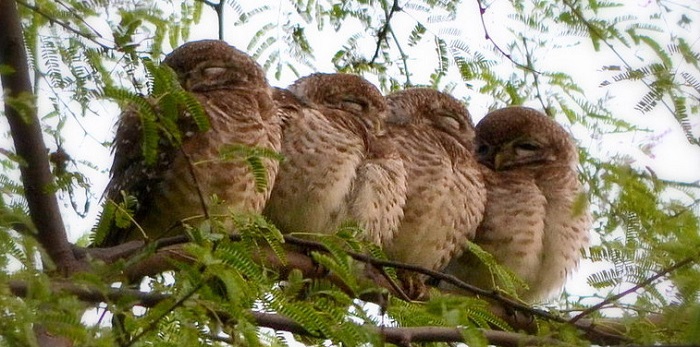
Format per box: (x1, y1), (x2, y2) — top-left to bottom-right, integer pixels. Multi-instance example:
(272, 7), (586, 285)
(441, 106), (591, 302)
(382, 88), (486, 297)
(265, 73), (406, 246)
(98, 40), (281, 246)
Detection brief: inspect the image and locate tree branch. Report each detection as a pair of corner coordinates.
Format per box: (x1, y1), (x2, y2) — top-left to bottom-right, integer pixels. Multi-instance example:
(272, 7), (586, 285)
(522, 38), (550, 116)
(6, 280), (574, 346)
(194, 0), (224, 40)
(78, 234), (630, 344)
(369, 0), (400, 65)
(0, 0), (82, 275)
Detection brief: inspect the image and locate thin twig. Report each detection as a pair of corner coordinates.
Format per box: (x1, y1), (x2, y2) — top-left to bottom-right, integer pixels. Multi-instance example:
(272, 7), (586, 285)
(569, 255), (698, 323)
(377, 266), (412, 302)
(194, 0), (224, 40)
(125, 282), (204, 346)
(55, 0), (105, 40)
(560, 0), (683, 141)
(389, 26), (412, 86)
(522, 38), (550, 116)
(370, 0), (400, 65)
(15, 0), (114, 50)
(106, 199), (150, 241)
(180, 148), (211, 221)
(475, 0), (536, 73)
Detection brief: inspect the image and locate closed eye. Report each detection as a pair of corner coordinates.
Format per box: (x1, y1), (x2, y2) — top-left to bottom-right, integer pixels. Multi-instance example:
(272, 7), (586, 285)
(340, 98), (368, 114)
(202, 66), (228, 78)
(515, 142), (540, 151)
(436, 114), (461, 130)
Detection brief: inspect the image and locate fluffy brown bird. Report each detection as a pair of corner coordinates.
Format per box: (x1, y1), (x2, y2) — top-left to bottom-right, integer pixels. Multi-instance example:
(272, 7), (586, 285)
(97, 40), (280, 246)
(264, 73), (406, 246)
(441, 106), (591, 302)
(382, 88), (486, 297)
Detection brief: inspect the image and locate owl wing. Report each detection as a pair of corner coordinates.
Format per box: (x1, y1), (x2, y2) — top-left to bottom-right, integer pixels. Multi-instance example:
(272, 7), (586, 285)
(440, 167), (548, 299)
(266, 92), (364, 234)
(97, 105), (179, 247)
(534, 168), (592, 301)
(347, 134), (407, 246)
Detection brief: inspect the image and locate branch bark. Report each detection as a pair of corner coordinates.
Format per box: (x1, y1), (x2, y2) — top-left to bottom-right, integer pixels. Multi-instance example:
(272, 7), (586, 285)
(6, 280), (575, 346)
(76, 236), (630, 345)
(0, 0), (82, 275)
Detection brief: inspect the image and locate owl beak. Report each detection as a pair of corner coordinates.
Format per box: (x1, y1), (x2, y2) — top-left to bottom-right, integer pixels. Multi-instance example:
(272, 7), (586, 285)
(493, 153), (505, 171)
(493, 151), (514, 171)
(374, 119), (385, 136)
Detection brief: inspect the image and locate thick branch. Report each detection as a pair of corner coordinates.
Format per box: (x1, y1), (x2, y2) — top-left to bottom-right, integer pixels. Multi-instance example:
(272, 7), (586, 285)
(7, 280), (571, 346)
(247, 312), (568, 347)
(0, 0), (82, 275)
(79, 235), (629, 344)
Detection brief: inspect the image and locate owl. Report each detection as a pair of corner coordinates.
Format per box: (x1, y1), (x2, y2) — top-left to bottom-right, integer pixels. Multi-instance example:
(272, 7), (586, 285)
(97, 40), (281, 246)
(264, 73), (407, 246)
(440, 106), (591, 302)
(381, 88), (486, 297)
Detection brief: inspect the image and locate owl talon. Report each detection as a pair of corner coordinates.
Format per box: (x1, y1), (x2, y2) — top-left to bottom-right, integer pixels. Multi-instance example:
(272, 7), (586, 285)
(398, 271), (430, 301)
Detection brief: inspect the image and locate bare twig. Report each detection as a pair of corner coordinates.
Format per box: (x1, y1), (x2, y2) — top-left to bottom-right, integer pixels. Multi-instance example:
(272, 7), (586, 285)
(369, 0), (400, 65)
(475, 0), (535, 72)
(195, 0), (224, 40)
(522, 38), (550, 116)
(180, 149), (211, 222)
(125, 282), (204, 346)
(388, 26), (413, 87)
(54, 0), (105, 40)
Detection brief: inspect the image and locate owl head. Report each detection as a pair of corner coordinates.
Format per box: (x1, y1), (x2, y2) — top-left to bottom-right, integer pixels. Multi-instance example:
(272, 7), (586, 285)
(475, 106), (577, 171)
(163, 40), (267, 92)
(288, 73), (387, 131)
(386, 88), (475, 150)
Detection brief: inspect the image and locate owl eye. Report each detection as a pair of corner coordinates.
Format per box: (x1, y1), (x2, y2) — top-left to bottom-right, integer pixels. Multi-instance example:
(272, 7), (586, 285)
(476, 144), (490, 156)
(202, 66), (227, 78)
(340, 98), (368, 114)
(436, 114), (461, 130)
(515, 142), (541, 151)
